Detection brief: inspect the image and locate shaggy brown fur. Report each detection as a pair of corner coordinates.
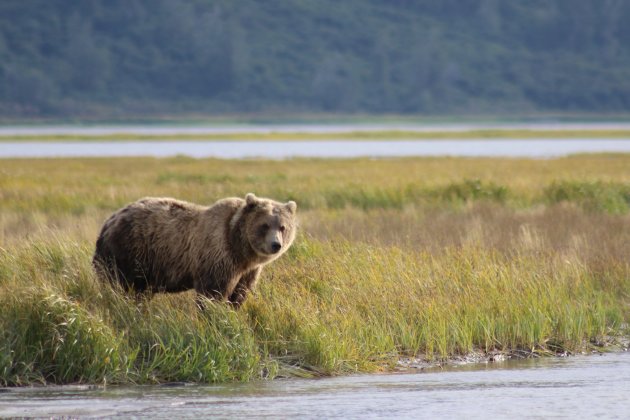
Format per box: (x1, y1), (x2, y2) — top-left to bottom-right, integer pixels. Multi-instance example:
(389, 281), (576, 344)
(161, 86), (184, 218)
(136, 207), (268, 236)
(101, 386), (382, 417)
(93, 193), (297, 308)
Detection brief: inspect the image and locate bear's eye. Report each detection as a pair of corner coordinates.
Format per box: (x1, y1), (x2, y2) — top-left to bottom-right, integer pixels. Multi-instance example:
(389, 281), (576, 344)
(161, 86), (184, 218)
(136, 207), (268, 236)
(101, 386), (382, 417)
(279, 225), (286, 233)
(261, 223), (270, 231)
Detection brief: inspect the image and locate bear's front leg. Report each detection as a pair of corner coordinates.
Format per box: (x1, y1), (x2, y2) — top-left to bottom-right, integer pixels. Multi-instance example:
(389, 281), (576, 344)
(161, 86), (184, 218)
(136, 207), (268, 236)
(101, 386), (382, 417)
(194, 265), (233, 310)
(228, 267), (262, 309)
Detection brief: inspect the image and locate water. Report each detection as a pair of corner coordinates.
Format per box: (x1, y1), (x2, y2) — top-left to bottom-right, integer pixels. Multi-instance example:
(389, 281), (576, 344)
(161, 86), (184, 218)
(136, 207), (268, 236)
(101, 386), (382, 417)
(2, 139), (630, 158)
(2, 123), (630, 158)
(2, 352), (629, 418)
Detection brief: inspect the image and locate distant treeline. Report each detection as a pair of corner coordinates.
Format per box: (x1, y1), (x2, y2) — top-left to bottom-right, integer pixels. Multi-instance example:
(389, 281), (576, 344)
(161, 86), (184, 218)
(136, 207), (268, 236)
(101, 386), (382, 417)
(2, 0), (630, 118)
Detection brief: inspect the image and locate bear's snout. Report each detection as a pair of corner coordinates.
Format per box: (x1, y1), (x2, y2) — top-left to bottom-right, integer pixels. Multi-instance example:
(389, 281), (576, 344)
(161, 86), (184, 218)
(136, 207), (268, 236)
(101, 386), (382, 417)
(263, 227), (284, 255)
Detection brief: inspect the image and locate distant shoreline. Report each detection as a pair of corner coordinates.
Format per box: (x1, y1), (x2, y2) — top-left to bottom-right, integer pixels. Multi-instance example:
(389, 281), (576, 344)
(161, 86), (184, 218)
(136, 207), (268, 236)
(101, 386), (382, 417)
(2, 129), (630, 142)
(2, 112), (630, 127)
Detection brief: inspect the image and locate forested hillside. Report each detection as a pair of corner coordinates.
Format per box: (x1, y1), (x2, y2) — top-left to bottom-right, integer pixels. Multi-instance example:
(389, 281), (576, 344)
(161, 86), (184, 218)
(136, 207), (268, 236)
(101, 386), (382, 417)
(2, 0), (630, 118)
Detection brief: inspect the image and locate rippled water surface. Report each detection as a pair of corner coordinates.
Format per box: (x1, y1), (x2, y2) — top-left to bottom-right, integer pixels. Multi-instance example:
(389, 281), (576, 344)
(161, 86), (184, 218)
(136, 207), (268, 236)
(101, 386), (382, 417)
(2, 352), (629, 419)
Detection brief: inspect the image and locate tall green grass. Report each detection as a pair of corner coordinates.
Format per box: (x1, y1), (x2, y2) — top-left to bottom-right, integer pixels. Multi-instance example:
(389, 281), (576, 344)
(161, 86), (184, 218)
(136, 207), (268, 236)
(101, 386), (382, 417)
(544, 181), (630, 213)
(1, 155), (629, 385)
(0, 240), (261, 385)
(2, 156), (630, 216)
(1, 234), (627, 385)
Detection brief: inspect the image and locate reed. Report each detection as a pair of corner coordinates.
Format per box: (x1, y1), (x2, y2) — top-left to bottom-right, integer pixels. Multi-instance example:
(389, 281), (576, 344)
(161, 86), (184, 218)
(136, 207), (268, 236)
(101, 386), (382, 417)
(0, 155), (629, 385)
(1, 155), (630, 217)
(1, 234), (626, 385)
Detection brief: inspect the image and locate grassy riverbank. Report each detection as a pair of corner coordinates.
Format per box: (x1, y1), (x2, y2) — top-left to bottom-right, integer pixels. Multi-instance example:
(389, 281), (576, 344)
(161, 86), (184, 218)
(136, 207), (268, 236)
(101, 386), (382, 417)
(1, 155), (629, 385)
(2, 129), (630, 142)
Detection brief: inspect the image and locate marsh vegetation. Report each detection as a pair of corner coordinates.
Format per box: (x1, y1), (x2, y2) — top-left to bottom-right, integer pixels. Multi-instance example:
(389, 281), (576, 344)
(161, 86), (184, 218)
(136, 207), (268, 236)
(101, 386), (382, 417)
(2, 128), (630, 142)
(1, 155), (629, 385)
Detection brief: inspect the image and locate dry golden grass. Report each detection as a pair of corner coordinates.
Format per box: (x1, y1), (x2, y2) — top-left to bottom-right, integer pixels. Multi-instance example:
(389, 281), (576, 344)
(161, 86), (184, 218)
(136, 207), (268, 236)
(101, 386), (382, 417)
(1, 155), (629, 385)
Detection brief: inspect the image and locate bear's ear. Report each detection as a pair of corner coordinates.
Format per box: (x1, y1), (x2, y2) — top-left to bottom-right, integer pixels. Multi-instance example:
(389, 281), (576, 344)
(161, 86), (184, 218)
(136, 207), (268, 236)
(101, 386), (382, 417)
(285, 201), (297, 214)
(245, 193), (260, 211)
(245, 193), (258, 206)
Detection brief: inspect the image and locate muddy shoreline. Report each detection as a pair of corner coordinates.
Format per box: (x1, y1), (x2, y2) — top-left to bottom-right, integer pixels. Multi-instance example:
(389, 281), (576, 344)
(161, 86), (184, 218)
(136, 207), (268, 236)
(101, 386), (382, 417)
(393, 336), (630, 373)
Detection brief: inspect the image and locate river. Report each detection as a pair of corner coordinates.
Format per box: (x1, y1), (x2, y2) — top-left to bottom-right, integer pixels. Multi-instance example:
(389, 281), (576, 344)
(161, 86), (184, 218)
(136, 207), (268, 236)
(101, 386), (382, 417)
(1, 352), (628, 418)
(1, 139), (630, 159)
(2, 123), (630, 158)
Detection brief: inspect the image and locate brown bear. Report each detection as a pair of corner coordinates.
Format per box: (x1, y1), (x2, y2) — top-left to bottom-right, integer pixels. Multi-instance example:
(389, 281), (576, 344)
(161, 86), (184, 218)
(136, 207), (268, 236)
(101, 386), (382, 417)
(92, 193), (297, 308)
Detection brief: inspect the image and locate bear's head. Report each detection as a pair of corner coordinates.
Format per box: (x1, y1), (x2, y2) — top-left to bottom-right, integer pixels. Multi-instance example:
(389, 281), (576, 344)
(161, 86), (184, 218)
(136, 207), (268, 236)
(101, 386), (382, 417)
(243, 193), (297, 258)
